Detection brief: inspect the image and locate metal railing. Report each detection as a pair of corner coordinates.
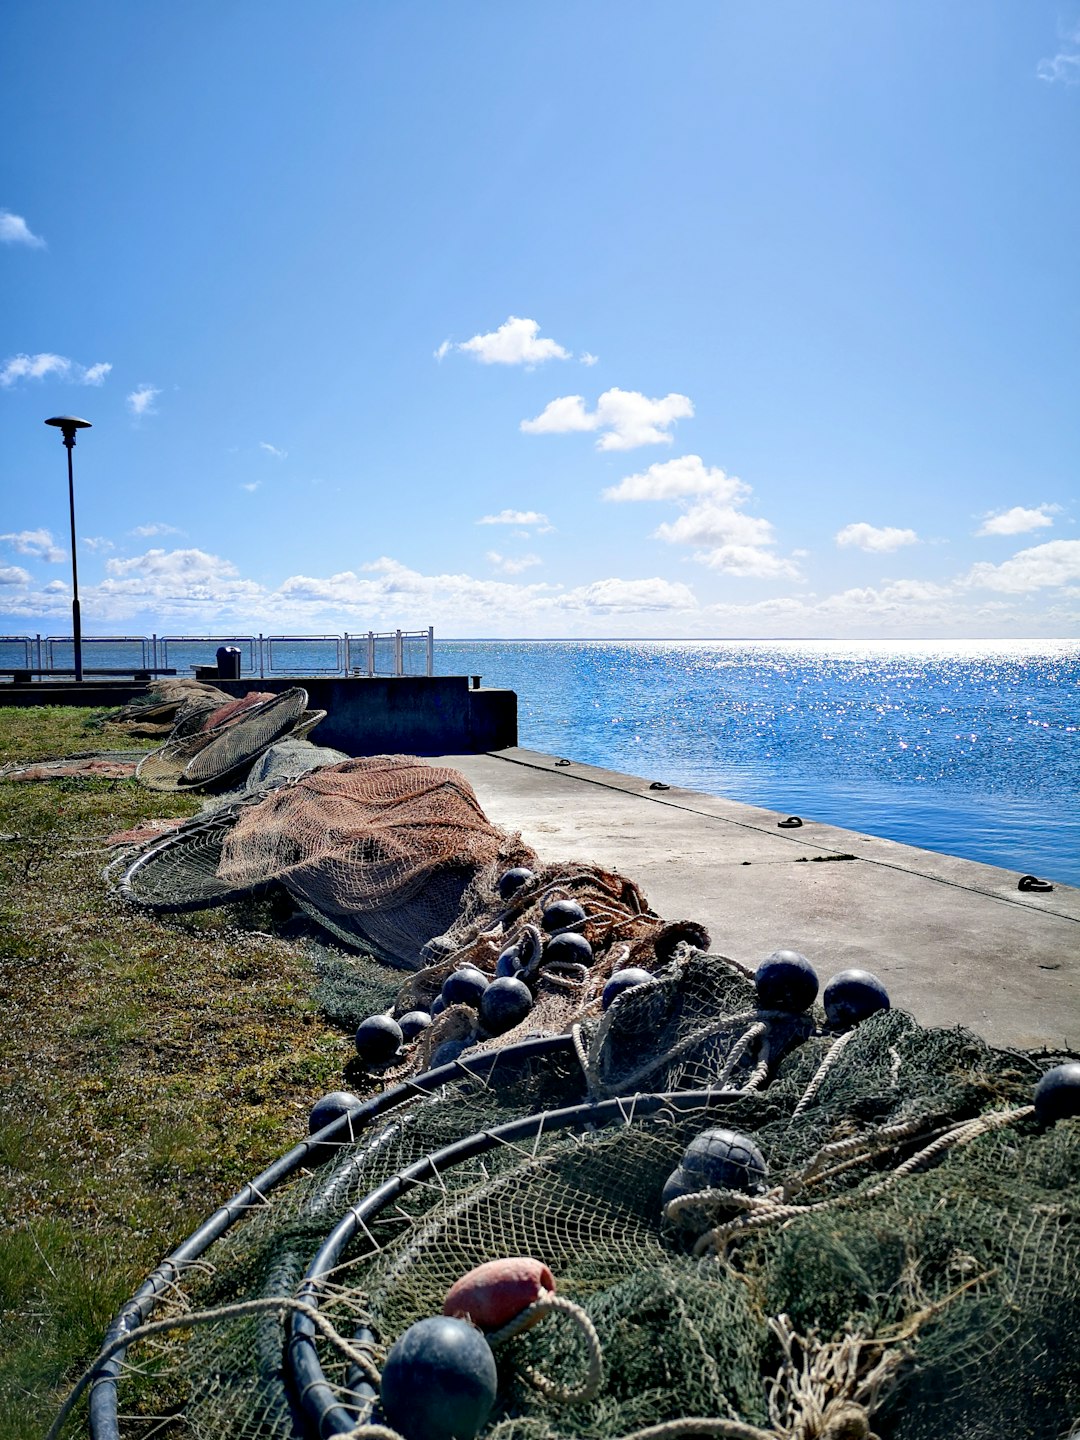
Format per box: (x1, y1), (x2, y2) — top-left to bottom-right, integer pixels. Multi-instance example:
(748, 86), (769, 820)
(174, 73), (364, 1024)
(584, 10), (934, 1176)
(1, 630), (435, 678)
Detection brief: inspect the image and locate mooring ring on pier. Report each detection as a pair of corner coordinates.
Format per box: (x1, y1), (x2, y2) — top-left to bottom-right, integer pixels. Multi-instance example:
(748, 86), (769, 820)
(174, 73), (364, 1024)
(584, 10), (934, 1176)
(1017, 874), (1054, 893)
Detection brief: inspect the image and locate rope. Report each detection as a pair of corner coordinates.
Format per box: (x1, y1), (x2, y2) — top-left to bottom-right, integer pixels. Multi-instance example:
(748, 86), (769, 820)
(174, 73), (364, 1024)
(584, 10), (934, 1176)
(715, 1021), (767, 1088)
(695, 1106), (1035, 1255)
(488, 1291), (604, 1404)
(792, 1029), (856, 1118)
(47, 1295), (381, 1440)
(865, 1105), (1033, 1197)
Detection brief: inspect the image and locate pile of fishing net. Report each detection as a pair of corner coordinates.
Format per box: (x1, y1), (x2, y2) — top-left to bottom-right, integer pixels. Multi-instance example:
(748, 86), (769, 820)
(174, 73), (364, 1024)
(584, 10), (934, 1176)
(1, 679), (327, 791)
(68, 944), (1080, 1440)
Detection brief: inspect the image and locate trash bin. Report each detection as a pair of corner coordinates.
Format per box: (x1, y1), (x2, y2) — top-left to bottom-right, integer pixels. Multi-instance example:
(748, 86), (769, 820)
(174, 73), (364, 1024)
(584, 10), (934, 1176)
(216, 646), (241, 680)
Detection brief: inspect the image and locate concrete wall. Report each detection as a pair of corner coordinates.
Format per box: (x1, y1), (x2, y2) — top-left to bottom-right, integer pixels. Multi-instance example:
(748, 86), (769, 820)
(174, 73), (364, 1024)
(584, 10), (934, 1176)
(0, 675), (517, 755)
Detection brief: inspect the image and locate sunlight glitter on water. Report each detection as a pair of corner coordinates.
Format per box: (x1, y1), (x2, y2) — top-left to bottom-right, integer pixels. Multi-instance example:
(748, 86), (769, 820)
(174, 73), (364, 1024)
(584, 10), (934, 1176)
(437, 638), (1080, 886)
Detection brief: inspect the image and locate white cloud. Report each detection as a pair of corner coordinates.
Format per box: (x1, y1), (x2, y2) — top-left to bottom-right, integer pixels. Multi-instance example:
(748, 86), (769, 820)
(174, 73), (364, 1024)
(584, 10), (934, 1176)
(0, 565), (30, 585)
(259, 441), (287, 459)
(0, 352), (111, 387)
(127, 384), (160, 417)
(1, 353), (69, 385)
(963, 539), (1080, 593)
(1, 528), (65, 562)
(433, 339), (452, 362)
(697, 545), (802, 579)
(456, 316), (571, 366)
(835, 522), (919, 553)
(975, 504), (1059, 537)
(99, 548), (265, 615)
(654, 503), (774, 550)
(476, 509), (552, 531)
(2, 539), (1076, 638)
(82, 536), (115, 553)
(131, 522), (182, 538)
(1037, 24), (1080, 83)
(604, 455), (749, 505)
(651, 498), (800, 579)
(610, 457), (797, 579)
(486, 550), (541, 574)
(580, 352), (599, 366)
(241, 481), (261, 493)
(561, 577), (697, 612)
(0, 210), (45, 247)
(522, 387), (694, 451)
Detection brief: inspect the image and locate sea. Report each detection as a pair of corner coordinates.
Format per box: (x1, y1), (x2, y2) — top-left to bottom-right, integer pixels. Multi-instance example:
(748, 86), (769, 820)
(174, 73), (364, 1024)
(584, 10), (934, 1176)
(435, 639), (1080, 889)
(5, 633), (1077, 886)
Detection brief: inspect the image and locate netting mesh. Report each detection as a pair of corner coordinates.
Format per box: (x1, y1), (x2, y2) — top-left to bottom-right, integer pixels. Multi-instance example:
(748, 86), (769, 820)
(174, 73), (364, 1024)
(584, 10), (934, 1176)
(93, 950), (1079, 1440)
(135, 687), (322, 791)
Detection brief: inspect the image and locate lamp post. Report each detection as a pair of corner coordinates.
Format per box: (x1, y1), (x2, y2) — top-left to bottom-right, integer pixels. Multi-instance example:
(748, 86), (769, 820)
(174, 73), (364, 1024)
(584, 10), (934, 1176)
(45, 415), (92, 682)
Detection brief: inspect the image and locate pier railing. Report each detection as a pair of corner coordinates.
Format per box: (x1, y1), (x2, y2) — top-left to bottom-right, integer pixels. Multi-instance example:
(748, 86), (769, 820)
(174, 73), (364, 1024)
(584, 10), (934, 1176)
(0, 630), (435, 679)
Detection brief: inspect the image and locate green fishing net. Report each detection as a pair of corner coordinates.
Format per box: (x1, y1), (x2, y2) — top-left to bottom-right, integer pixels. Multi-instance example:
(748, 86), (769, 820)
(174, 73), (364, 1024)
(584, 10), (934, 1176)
(100, 948), (1079, 1440)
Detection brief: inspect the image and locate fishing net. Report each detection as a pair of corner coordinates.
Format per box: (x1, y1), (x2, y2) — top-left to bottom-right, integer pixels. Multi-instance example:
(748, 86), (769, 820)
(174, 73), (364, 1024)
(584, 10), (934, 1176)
(0, 750), (148, 781)
(135, 687), (324, 791)
(108, 679), (235, 737)
(78, 952), (1079, 1440)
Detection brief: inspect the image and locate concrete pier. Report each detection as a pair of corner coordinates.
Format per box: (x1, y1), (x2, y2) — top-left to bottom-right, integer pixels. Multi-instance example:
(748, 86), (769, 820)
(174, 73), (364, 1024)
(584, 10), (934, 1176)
(439, 747), (1079, 1053)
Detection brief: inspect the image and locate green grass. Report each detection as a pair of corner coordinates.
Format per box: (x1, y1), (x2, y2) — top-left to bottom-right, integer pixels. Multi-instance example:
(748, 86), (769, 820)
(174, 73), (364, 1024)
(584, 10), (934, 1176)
(0, 706), (356, 1438)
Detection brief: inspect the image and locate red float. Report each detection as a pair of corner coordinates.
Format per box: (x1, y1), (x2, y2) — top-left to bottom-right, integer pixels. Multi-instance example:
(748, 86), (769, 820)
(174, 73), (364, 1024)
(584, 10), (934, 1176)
(443, 1256), (555, 1332)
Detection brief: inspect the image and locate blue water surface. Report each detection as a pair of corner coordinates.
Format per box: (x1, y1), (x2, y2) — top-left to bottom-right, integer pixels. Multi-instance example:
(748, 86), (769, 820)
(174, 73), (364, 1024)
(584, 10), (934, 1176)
(435, 639), (1080, 887)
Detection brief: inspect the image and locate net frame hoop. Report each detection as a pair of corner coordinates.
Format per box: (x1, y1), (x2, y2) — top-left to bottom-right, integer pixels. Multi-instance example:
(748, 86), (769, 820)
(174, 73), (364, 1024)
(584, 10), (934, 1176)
(85, 1034), (575, 1440)
(113, 800), (266, 912)
(286, 1087), (752, 1439)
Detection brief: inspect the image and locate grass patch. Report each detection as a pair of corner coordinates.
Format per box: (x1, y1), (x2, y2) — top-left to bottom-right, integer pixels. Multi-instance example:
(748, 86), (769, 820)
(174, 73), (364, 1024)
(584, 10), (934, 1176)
(0, 706), (360, 1437)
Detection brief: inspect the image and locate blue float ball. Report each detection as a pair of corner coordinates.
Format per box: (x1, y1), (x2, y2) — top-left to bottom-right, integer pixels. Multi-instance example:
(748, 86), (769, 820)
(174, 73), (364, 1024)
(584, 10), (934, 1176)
(398, 1010), (432, 1042)
(1034, 1062), (1080, 1123)
(430, 1038), (471, 1069)
(680, 1127), (768, 1193)
(379, 1316), (497, 1440)
(755, 950), (819, 1013)
(823, 969), (890, 1029)
(495, 945), (523, 978)
(480, 976), (534, 1035)
(601, 967), (654, 1010)
(544, 931), (593, 966)
(354, 1015), (403, 1066)
(431, 994), (448, 1017)
(307, 1090), (362, 1136)
(498, 867), (535, 901)
(542, 899), (587, 933)
(442, 966), (489, 1008)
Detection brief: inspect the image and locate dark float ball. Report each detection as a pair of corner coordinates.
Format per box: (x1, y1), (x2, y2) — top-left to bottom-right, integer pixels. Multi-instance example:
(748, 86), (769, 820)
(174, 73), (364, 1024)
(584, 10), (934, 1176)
(601, 967), (653, 1010)
(480, 976), (534, 1035)
(498, 867), (535, 901)
(542, 898), (587, 933)
(1034, 1062), (1080, 1123)
(430, 1038), (471, 1069)
(662, 1126), (768, 1207)
(442, 966), (489, 1008)
(495, 944), (523, 978)
(431, 994), (448, 1017)
(308, 1090), (362, 1135)
(398, 1010), (432, 1042)
(379, 1316), (497, 1440)
(823, 969), (890, 1029)
(544, 931), (593, 965)
(354, 1015), (403, 1066)
(755, 950), (819, 1013)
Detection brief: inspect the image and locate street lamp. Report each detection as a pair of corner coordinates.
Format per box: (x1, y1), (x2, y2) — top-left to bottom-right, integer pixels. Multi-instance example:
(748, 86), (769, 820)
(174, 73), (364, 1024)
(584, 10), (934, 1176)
(45, 415), (92, 682)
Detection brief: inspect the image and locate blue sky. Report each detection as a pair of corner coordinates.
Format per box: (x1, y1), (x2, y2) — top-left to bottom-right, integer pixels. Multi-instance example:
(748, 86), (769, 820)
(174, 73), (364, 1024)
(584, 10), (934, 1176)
(1, 1), (1078, 639)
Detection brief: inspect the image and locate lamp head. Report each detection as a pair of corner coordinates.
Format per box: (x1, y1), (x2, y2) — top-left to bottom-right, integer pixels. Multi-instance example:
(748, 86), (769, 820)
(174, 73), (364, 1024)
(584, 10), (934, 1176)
(45, 415), (92, 446)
